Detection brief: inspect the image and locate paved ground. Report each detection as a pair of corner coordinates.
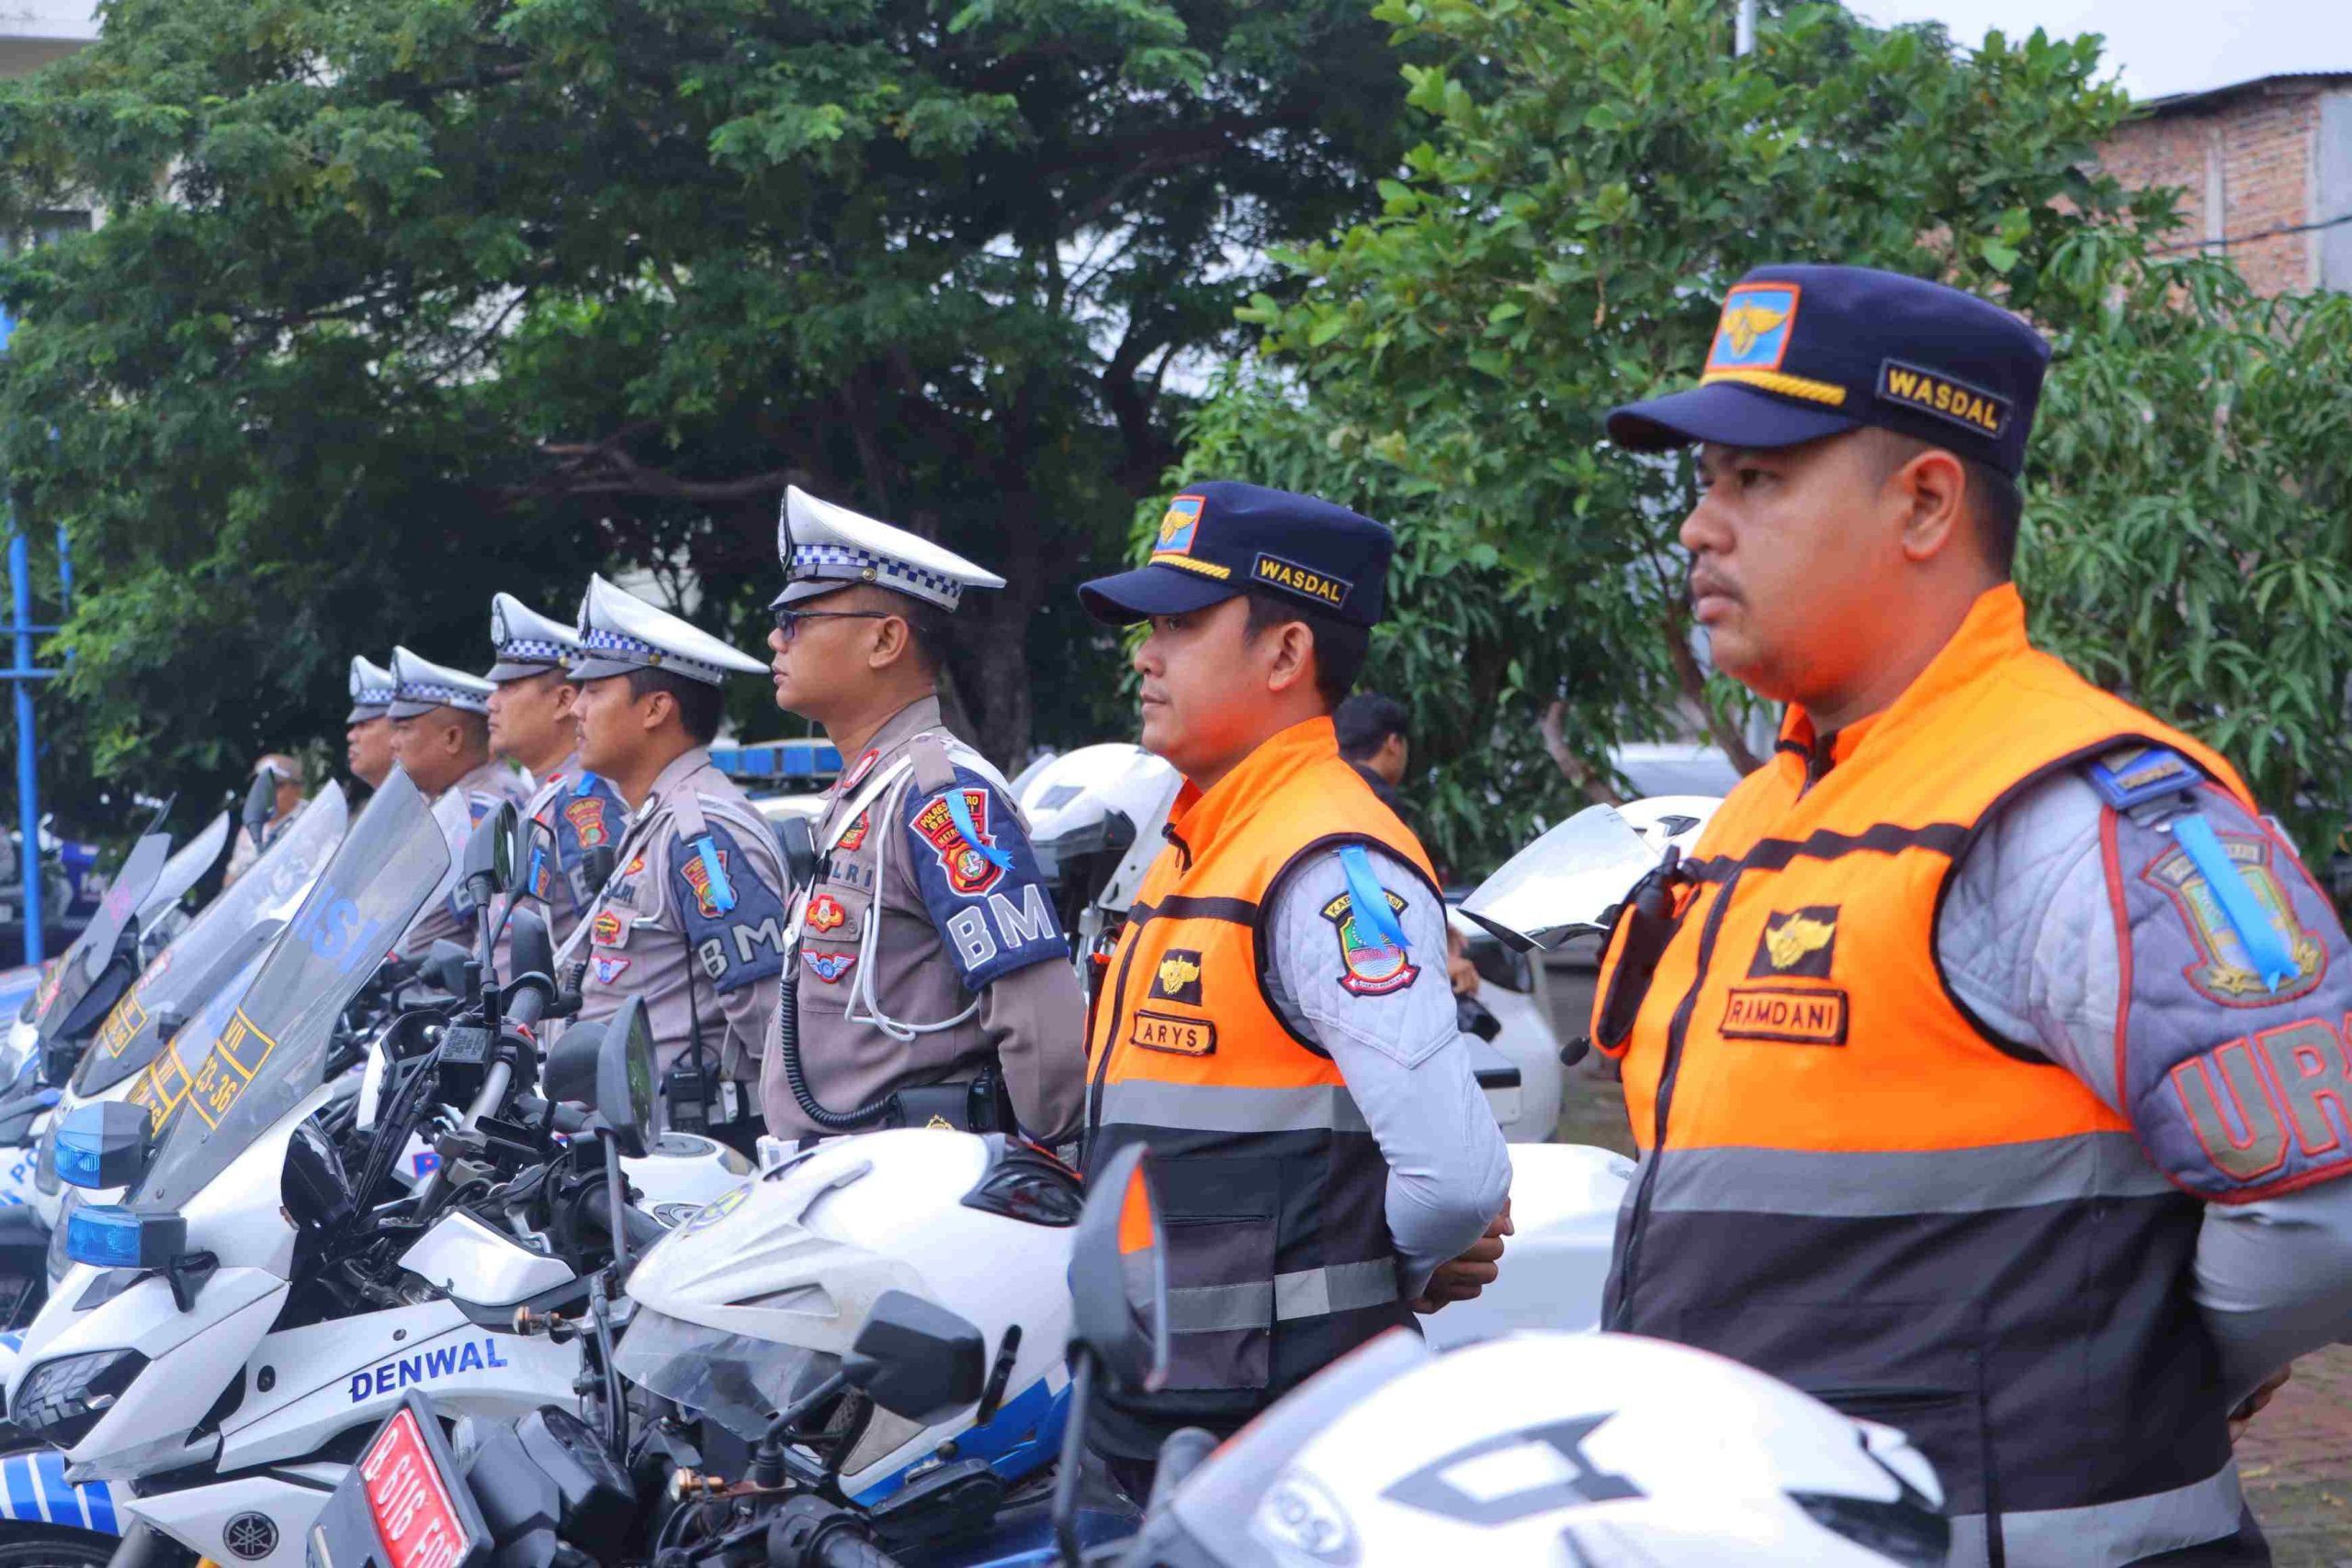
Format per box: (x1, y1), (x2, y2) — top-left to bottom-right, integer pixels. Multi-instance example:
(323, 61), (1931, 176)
(1550, 1062), (2352, 1562)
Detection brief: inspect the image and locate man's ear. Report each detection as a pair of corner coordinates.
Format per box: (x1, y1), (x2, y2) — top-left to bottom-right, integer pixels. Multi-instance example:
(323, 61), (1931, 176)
(866, 613), (913, 673)
(1894, 446), (1967, 564)
(640, 688), (673, 735)
(1262, 621), (1317, 698)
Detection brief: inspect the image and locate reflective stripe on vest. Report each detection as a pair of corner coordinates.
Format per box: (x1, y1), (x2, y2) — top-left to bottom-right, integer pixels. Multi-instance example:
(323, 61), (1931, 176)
(1082, 716), (1433, 1436)
(1593, 585), (2255, 1561)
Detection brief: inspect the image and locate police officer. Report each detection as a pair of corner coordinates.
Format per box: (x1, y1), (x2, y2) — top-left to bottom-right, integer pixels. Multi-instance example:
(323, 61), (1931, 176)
(1074, 482), (1513, 1497)
(563, 574), (786, 1143)
(222, 753), (307, 886)
(485, 592), (629, 951)
(760, 487), (1085, 1146)
(390, 647), (535, 960)
(345, 654), (397, 792)
(1593, 265), (2352, 1566)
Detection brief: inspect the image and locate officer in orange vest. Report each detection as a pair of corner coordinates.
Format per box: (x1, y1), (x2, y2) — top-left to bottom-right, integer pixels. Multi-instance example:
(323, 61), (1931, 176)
(1076, 482), (1513, 1496)
(1595, 265), (2352, 1566)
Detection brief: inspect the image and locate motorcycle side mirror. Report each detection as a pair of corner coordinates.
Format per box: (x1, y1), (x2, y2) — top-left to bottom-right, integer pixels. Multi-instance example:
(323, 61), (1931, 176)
(1054, 1143), (1170, 1568)
(514, 814), (559, 904)
(505, 906), (554, 995)
(842, 1289), (987, 1424)
(775, 814), (817, 893)
(542, 997), (654, 1158)
(240, 770), (277, 847)
(458, 802), (520, 910)
(55, 1100), (155, 1190)
(1459, 803), (1668, 953)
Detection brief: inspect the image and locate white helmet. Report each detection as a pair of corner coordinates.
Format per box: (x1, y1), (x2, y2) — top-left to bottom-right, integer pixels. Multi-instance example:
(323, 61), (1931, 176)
(1140, 1329), (1946, 1565)
(616, 1130), (1080, 1502)
(1016, 743), (1182, 920)
(1615, 794), (1720, 860)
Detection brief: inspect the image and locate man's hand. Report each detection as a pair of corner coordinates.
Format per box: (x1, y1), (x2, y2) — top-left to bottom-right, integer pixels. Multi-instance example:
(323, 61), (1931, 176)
(2229, 1365), (2292, 1446)
(1446, 930), (1479, 997)
(1410, 1199), (1513, 1314)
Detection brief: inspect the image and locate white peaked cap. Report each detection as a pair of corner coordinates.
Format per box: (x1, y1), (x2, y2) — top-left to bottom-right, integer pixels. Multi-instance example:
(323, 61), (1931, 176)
(389, 646), (495, 718)
(570, 574), (768, 686)
(774, 485), (1007, 612)
(347, 655), (396, 723)
(488, 592), (586, 682)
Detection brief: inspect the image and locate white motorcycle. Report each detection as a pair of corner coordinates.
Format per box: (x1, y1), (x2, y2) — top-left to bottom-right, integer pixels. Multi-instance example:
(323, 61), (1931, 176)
(0, 772), (729, 1566)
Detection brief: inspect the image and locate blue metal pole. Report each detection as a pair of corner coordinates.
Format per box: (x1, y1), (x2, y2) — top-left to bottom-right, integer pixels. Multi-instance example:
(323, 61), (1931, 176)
(53, 525), (69, 619)
(11, 530), (39, 966)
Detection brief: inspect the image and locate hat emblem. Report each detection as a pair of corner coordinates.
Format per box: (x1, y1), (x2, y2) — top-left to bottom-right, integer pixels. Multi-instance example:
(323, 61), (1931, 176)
(1706, 284), (1799, 374)
(1156, 494), (1204, 557)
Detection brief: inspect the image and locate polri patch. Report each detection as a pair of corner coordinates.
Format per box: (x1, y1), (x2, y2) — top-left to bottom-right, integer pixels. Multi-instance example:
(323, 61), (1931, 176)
(1250, 553), (1352, 610)
(591, 909), (628, 948)
(2142, 833), (2326, 1006)
(1149, 949), (1204, 1006)
(913, 787), (1006, 897)
(564, 795), (611, 849)
(1131, 1009), (1216, 1056)
(836, 811), (871, 852)
(1877, 359), (2010, 439)
(1320, 888), (1418, 997)
(807, 893), (849, 934)
(1721, 985), (1848, 1045)
(1748, 906), (1838, 979)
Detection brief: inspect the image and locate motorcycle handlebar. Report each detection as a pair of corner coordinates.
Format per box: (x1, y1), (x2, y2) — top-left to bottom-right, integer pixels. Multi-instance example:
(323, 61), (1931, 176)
(764, 1498), (904, 1568)
(581, 1182), (665, 1254)
(504, 976), (552, 1032)
(1148, 1427), (1220, 1512)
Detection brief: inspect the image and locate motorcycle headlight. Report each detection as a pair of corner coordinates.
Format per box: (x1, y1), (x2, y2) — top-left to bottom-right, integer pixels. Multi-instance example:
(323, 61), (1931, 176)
(12, 1348), (148, 1450)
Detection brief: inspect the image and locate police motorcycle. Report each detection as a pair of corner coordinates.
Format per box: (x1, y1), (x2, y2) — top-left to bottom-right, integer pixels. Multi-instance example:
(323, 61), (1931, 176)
(310, 1142), (1949, 1568)
(0, 771), (711, 1566)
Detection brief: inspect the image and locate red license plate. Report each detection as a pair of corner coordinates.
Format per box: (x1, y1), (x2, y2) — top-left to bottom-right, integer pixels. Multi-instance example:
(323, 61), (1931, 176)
(357, 1406), (474, 1568)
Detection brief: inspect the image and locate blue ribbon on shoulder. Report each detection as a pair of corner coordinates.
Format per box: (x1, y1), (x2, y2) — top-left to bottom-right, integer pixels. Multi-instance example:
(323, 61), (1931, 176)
(2172, 813), (2296, 993)
(944, 788), (1015, 873)
(693, 835), (738, 915)
(1337, 843), (1410, 954)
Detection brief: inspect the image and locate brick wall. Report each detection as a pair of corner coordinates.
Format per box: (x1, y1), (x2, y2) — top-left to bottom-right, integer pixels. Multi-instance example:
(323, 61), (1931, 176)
(2096, 84), (2324, 296)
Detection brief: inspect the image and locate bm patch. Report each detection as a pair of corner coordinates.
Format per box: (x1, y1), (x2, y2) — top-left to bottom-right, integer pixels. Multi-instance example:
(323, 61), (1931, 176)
(1150, 949), (1205, 1006)
(1749, 906), (1839, 979)
(1878, 360), (2010, 439)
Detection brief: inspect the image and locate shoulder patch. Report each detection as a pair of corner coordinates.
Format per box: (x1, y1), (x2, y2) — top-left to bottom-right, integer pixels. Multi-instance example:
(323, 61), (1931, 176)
(902, 767), (1065, 990)
(2140, 824), (2325, 1007)
(564, 795), (613, 850)
(2083, 744), (2202, 813)
(668, 822), (787, 996)
(911, 787), (1010, 897)
(1319, 887), (1419, 997)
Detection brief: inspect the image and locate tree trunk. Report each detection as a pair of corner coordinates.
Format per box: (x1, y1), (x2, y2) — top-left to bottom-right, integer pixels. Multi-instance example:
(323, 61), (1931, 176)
(1661, 607), (1763, 775)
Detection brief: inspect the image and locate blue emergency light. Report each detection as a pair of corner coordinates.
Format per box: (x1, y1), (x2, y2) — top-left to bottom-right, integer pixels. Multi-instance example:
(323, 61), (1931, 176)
(64, 1204), (184, 1270)
(54, 1102), (154, 1190)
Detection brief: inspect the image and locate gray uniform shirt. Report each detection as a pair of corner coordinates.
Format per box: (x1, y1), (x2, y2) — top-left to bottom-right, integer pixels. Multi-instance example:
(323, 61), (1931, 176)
(567, 747), (787, 1100)
(1941, 771), (2352, 1404)
(398, 760), (536, 961)
(762, 696), (1086, 1144)
(1263, 844), (1513, 1298)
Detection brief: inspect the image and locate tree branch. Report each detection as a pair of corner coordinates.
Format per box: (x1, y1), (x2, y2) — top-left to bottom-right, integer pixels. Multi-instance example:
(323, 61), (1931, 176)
(1661, 604), (1762, 775)
(1541, 700), (1624, 806)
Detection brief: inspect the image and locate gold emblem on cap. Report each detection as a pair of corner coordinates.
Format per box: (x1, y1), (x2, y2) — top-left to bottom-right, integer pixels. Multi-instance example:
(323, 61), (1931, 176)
(1717, 300), (1791, 358)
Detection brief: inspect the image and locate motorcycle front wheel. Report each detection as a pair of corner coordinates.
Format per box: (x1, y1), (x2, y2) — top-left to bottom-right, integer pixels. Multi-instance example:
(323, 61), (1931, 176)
(0, 1524), (129, 1565)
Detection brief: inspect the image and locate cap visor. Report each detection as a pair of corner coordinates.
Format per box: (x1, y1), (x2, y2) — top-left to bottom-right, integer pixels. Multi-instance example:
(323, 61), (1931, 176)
(486, 658), (563, 682)
(767, 580), (855, 611)
(566, 653), (649, 682)
(1606, 382), (1859, 453)
(1077, 564), (1240, 626)
(387, 699), (437, 720)
(345, 705), (388, 725)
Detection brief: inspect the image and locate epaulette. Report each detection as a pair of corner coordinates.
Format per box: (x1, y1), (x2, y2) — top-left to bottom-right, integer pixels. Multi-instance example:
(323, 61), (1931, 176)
(2081, 743), (2203, 815)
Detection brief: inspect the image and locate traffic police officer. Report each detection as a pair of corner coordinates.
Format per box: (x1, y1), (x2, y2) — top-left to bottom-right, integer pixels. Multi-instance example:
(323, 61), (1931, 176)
(485, 592), (629, 951)
(345, 654), (396, 791)
(1074, 482), (1512, 1495)
(1594, 265), (2352, 1566)
(389, 647), (534, 960)
(563, 574), (786, 1142)
(761, 486), (1085, 1145)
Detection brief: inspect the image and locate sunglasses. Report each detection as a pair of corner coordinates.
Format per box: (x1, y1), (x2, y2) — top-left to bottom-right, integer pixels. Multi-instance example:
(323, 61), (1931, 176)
(770, 607), (895, 641)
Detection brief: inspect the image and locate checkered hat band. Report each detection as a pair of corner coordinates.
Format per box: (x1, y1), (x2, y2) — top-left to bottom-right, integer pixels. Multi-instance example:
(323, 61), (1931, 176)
(496, 637), (571, 666)
(353, 683), (395, 705)
(582, 624), (730, 682)
(789, 543), (965, 605)
(401, 682), (483, 707)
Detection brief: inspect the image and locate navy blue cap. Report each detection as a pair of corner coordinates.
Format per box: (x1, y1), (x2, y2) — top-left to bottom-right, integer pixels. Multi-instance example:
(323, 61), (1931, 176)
(1607, 265), (2052, 478)
(1079, 480), (1395, 628)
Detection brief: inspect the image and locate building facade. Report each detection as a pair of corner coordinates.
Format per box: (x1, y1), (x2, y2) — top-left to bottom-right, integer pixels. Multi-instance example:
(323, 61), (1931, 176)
(2096, 73), (2352, 296)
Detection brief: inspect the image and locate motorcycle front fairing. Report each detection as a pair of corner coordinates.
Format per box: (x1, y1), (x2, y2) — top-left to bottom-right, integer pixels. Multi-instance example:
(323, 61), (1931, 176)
(1458, 803), (1668, 953)
(1, 772), (449, 1484)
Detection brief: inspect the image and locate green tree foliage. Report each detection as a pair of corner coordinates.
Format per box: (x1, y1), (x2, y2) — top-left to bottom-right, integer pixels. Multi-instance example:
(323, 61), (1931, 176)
(0, 0), (1413, 823)
(1177, 0), (2352, 873)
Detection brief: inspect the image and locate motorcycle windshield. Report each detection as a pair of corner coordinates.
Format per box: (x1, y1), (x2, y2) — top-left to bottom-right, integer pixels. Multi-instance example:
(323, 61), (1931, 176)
(1458, 804), (1665, 953)
(78, 785), (353, 1097)
(130, 769), (448, 1213)
(133, 812), (233, 931)
(28, 832), (175, 1036)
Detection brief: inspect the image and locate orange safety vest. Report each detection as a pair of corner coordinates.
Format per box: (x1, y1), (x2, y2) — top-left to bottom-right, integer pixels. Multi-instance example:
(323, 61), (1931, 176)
(1593, 585), (2259, 1562)
(1081, 716), (1435, 1459)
